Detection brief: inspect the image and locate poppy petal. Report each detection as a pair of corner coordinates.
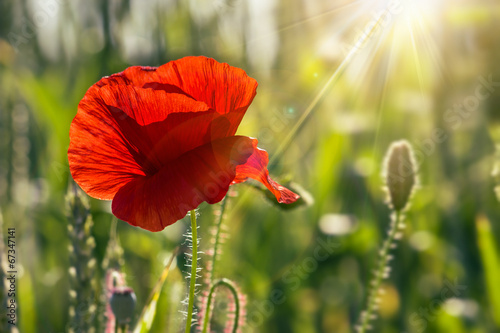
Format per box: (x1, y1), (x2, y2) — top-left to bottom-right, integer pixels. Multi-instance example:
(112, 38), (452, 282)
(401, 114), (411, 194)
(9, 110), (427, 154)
(68, 84), (216, 198)
(69, 83), (236, 197)
(232, 139), (300, 204)
(97, 84), (232, 165)
(111, 136), (256, 232)
(96, 57), (258, 136)
(155, 57), (258, 119)
(97, 84), (210, 125)
(68, 105), (146, 200)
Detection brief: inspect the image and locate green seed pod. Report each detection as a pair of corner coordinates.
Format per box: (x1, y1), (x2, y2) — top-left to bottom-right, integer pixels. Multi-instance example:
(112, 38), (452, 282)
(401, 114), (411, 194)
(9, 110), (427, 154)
(110, 286), (136, 325)
(382, 140), (418, 211)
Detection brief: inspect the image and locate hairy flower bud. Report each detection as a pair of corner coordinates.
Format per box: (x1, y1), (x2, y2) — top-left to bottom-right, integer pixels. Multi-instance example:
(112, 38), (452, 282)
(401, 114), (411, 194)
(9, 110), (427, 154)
(382, 140), (418, 211)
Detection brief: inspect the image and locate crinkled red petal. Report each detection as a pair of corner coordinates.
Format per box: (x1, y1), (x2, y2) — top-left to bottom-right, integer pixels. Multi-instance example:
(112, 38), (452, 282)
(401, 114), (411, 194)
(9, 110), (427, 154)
(95, 56), (258, 136)
(97, 84), (233, 166)
(69, 85), (231, 199)
(111, 136), (256, 231)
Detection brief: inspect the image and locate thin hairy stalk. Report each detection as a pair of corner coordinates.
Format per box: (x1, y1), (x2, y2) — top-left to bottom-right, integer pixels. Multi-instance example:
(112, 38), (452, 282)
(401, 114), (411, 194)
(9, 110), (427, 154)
(185, 210), (198, 333)
(101, 218), (125, 333)
(202, 279), (240, 333)
(210, 197), (227, 282)
(358, 211), (402, 333)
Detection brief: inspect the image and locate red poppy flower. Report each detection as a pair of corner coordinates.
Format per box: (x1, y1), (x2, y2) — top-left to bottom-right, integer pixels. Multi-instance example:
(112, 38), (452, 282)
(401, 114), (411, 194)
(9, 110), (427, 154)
(68, 56), (299, 232)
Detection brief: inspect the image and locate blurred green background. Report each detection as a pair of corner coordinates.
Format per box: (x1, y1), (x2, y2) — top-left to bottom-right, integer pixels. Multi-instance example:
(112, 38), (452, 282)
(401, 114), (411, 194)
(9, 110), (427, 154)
(1, 0), (500, 332)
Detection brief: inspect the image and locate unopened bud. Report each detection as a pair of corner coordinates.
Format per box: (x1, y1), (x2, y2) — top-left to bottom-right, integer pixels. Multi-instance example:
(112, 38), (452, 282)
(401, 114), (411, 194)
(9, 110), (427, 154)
(382, 140), (418, 211)
(109, 286), (136, 325)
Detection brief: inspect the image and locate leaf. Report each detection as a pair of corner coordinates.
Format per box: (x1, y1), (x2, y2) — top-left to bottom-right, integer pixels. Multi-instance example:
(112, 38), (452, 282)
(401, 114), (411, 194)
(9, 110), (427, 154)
(133, 248), (179, 333)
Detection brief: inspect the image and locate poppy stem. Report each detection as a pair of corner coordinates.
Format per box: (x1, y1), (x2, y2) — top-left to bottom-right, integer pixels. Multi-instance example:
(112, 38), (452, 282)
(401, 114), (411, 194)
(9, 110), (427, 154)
(185, 210), (198, 333)
(209, 196), (227, 283)
(200, 197), (228, 332)
(357, 211), (403, 333)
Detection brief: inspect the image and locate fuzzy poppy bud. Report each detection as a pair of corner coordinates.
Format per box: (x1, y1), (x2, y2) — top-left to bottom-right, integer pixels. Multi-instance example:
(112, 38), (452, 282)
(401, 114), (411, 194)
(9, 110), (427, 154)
(109, 286), (136, 325)
(382, 140), (418, 211)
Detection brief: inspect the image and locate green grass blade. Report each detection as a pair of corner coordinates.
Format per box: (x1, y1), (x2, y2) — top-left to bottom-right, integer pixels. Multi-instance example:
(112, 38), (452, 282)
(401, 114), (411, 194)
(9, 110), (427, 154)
(133, 248), (179, 333)
(476, 214), (500, 326)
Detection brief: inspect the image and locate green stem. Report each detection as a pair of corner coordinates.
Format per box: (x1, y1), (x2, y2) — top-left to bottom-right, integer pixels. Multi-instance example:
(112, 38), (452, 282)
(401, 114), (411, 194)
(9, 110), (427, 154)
(185, 210), (198, 333)
(358, 211), (402, 333)
(200, 197), (228, 332)
(202, 279), (240, 333)
(209, 197), (228, 283)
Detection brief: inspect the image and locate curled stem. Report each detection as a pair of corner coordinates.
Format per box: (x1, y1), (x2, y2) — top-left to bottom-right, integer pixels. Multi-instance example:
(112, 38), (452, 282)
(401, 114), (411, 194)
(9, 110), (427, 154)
(358, 211), (402, 333)
(185, 210), (198, 333)
(202, 279), (240, 333)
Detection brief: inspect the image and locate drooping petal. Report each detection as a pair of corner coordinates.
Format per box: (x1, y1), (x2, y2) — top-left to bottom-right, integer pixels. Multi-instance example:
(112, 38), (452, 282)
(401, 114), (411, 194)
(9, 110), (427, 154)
(232, 139), (300, 204)
(111, 136), (256, 232)
(95, 57), (258, 136)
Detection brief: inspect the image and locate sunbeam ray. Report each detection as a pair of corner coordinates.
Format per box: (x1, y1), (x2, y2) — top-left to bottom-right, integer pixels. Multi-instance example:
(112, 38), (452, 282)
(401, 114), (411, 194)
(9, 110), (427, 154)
(270, 7), (395, 164)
